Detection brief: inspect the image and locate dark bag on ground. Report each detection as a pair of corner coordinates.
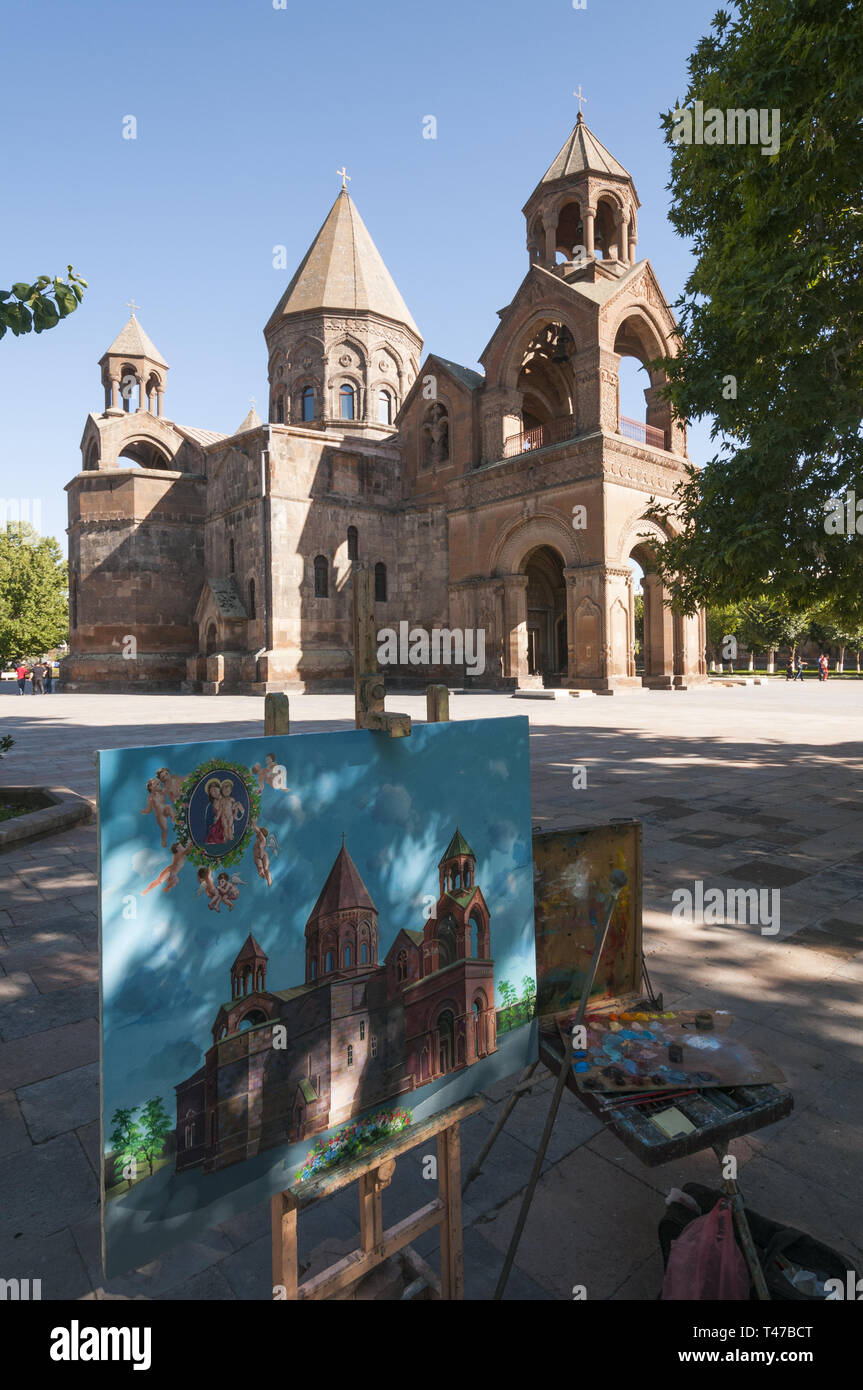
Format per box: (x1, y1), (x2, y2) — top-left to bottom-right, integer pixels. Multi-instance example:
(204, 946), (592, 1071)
(659, 1182), (854, 1300)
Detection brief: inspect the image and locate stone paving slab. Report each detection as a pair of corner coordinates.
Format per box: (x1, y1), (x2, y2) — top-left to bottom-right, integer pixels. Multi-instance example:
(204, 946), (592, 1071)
(0, 685), (861, 1299)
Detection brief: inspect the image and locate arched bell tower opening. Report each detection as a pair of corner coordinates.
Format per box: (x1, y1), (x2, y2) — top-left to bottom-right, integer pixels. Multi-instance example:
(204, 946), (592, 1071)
(523, 545), (567, 686)
(613, 313), (673, 451)
(516, 321), (576, 435)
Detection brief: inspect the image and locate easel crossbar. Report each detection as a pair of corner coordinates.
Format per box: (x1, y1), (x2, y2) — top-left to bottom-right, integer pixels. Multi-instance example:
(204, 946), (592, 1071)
(298, 1199), (445, 1301)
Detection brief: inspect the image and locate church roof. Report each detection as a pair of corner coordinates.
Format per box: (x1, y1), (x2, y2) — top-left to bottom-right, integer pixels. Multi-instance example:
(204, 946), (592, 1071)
(534, 114), (633, 188)
(307, 844), (376, 922)
(235, 404), (263, 434)
(176, 425), (228, 448)
(233, 933), (267, 965)
(267, 190), (421, 339)
(431, 356), (485, 392)
(439, 827), (475, 864)
(102, 314), (168, 367)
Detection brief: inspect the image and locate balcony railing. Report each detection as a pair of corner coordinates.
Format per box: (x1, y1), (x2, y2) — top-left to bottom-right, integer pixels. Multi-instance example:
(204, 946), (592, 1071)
(502, 414), (577, 459)
(619, 415), (667, 450)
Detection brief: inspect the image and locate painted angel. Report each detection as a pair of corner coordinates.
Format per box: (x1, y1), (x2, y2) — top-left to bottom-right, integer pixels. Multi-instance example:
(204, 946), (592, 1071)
(195, 865), (221, 911)
(156, 767), (183, 804)
(141, 777), (176, 847)
(215, 871), (245, 911)
(142, 841), (189, 895)
(251, 753), (289, 793)
(252, 820), (279, 887)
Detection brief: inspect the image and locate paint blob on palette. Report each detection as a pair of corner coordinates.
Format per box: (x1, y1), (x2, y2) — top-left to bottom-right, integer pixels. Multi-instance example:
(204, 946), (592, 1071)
(558, 1008), (785, 1093)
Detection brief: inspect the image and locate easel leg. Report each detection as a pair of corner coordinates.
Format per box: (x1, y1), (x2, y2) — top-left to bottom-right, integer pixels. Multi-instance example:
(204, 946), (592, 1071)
(711, 1144), (770, 1301)
(493, 1036), (573, 1300)
(271, 1191), (298, 1300)
(358, 1169), (385, 1256)
(438, 1122), (465, 1300)
(462, 1061), (540, 1194)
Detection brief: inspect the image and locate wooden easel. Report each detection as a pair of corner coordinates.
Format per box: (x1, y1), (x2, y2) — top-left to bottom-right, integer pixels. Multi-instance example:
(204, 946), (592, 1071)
(267, 566), (468, 1300)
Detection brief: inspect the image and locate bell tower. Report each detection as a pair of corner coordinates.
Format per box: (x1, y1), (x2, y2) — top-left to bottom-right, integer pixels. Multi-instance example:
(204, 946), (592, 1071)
(303, 842), (379, 983)
(99, 308), (169, 417)
(231, 935), (268, 999)
(523, 113), (640, 273)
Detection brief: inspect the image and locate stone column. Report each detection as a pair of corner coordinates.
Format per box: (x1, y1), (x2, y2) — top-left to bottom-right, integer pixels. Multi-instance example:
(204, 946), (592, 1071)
(629, 234), (638, 266)
(110, 377), (119, 409)
(156, 390), (164, 417)
(500, 574), (529, 683)
(618, 216), (629, 264)
(137, 377), (147, 412)
(543, 216), (559, 268)
(584, 207), (596, 258)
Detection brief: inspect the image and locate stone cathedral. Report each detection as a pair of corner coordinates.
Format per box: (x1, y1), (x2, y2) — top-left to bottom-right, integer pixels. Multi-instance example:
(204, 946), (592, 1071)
(64, 116), (706, 694)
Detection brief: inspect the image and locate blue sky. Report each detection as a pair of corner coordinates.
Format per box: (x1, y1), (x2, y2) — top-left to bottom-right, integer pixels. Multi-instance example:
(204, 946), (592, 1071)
(2, 0), (719, 550)
(99, 717), (535, 1124)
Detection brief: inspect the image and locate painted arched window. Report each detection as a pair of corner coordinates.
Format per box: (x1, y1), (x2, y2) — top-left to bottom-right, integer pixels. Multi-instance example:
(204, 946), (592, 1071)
(339, 383), (356, 420)
(374, 562), (387, 602)
(248, 578), (256, 619)
(344, 945), (352, 967)
(302, 386), (315, 421)
(347, 526), (358, 561)
(325, 950), (334, 972)
(378, 389), (393, 425)
(310, 959), (317, 980)
(347, 1044), (354, 1066)
(397, 950), (408, 983)
(229, 538), (235, 574)
(314, 555), (328, 598)
(360, 942), (369, 965)
(360, 1021), (365, 1040)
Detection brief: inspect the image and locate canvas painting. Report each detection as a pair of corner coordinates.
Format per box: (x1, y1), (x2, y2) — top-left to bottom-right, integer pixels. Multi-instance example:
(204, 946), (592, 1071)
(98, 717), (536, 1276)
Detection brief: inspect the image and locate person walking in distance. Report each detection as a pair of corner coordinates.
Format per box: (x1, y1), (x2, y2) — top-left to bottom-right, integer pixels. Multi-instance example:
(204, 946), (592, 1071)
(15, 661), (28, 694)
(44, 661), (53, 694)
(794, 656), (806, 682)
(819, 653), (829, 682)
(32, 660), (45, 695)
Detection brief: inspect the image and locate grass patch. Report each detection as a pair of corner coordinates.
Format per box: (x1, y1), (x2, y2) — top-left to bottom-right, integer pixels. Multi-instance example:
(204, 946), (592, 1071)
(0, 802), (28, 823)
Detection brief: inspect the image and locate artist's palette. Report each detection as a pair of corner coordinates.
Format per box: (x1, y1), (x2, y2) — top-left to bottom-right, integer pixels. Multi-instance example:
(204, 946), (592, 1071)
(558, 1008), (784, 1093)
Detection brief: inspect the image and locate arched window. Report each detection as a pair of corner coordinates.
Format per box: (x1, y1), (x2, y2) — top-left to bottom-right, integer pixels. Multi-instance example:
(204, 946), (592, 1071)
(397, 949), (408, 983)
(347, 1044), (354, 1066)
(374, 562), (387, 602)
(371, 1034), (378, 1058)
(248, 579), (256, 619)
(275, 396), (285, 424)
(360, 1021), (365, 1040)
(360, 942), (369, 965)
(378, 389), (393, 425)
(344, 945), (352, 967)
(229, 539), (235, 574)
(302, 386), (315, 421)
(314, 555), (329, 598)
(310, 959), (317, 980)
(325, 950), (334, 972)
(347, 526), (358, 561)
(339, 383), (356, 420)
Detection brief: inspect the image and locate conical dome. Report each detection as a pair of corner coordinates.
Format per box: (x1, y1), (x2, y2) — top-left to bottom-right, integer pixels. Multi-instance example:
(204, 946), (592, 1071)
(266, 190), (420, 337)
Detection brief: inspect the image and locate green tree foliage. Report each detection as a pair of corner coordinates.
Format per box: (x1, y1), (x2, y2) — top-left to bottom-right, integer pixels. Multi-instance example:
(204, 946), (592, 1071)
(706, 603), (741, 662)
(0, 524), (68, 665)
(0, 268), (87, 340)
(634, 593), (644, 657)
(138, 1098), (173, 1176)
(648, 0), (863, 617)
(109, 1108), (144, 1191)
(521, 975), (537, 1022)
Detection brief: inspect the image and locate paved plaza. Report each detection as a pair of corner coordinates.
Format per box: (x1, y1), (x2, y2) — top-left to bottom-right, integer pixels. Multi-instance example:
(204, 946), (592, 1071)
(1, 682), (862, 1299)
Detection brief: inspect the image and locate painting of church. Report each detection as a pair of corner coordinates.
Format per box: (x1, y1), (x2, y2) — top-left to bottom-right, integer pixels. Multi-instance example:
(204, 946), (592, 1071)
(65, 114), (706, 696)
(175, 827), (496, 1174)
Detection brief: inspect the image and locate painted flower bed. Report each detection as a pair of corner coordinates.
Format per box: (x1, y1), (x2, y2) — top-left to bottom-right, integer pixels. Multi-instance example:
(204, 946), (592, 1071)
(295, 1108), (412, 1183)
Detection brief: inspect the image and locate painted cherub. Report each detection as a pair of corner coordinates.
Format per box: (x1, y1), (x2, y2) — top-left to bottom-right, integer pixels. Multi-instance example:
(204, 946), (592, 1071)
(142, 841), (189, 895)
(156, 767), (183, 804)
(195, 865), (221, 911)
(217, 778), (246, 844)
(251, 753), (289, 794)
(141, 777), (176, 847)
(251, 820), (279, 887)
(215, 871), (245, 911)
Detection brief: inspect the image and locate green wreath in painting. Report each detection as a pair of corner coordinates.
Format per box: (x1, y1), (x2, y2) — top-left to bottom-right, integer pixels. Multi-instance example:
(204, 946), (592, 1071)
(173, 759), (261, 870)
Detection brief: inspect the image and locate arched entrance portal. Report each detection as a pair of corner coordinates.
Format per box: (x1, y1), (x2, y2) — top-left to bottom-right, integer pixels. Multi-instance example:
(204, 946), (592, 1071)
(523, 545), (566, 686)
